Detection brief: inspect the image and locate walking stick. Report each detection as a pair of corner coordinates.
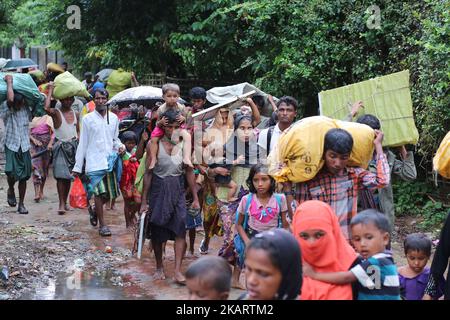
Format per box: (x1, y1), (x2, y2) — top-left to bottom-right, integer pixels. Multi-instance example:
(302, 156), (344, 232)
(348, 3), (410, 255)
(137, 211), (147, 259)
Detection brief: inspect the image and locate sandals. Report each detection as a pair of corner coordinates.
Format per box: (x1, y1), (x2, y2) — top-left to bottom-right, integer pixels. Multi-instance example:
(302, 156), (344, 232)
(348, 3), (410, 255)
(88, 205), (98, 227)
(17, 204), (28, 215)
(99, 226), (112, 237)
(7, 189), (17, 207)
(199, 239), (209, 255)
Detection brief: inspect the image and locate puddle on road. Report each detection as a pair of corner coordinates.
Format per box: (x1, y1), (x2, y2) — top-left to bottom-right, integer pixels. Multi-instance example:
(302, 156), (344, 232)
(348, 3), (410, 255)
(20, 270), (154, 300)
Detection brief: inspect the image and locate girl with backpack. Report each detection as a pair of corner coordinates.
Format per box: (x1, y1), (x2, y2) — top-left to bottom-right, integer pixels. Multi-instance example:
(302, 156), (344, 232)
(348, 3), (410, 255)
(233, 164), (290, 289)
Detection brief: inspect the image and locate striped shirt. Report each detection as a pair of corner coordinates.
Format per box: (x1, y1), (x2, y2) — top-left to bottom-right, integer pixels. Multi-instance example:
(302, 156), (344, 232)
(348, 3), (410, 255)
(295, 153), (390, 239)
(351, 251), (401, 300)
(0, 101), (31, 152)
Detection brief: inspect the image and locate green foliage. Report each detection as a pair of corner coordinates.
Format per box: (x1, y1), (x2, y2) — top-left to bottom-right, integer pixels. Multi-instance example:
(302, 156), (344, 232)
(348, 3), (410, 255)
(419, 201), (448, 230)
(410, 0), (450, 164)
(2, 0), (449, 166)
(170, 0), (449, 159)
(393, 180), (448, 229)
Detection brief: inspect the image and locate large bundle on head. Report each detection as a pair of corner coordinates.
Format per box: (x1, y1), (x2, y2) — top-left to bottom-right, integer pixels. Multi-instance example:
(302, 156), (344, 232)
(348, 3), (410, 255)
(319, 70), (419, 147)
(335, 119), (375, 168)
(53, 72), (90, 100)
(106, 68), (132, 98)
(433, 131), (450, 179)
(47, 63), (65, 74)
(28, 70), (45, 83)
(268, 116), (375, 183)
(0, 72), (46, 116)
(206, 82), (277, 118)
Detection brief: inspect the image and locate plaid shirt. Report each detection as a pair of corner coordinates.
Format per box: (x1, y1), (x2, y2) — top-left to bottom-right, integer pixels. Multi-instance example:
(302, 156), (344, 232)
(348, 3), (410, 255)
(295, 153), (390, 239)
(0, 101), (31, 152)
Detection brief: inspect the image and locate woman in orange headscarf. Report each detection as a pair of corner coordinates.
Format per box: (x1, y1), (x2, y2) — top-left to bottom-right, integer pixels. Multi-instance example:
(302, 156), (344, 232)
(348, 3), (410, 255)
(292, 200), (357, 300)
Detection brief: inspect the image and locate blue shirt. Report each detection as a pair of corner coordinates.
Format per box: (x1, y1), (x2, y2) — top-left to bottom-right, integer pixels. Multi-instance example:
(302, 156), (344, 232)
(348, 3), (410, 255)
(351, 251), (401, 300)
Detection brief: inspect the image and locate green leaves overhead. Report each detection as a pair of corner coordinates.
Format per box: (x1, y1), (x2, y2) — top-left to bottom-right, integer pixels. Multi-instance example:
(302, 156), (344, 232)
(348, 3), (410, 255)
(2, 0), (448, 165)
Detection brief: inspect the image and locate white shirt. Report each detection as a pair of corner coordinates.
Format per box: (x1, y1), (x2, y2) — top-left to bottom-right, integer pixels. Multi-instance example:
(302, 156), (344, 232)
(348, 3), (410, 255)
(73, 110), (124, 173)
(257, 123), (283, 156)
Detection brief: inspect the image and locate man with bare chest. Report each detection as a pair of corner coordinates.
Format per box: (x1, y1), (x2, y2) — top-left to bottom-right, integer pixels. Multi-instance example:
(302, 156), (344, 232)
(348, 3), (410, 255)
(44, 82), (79, 215)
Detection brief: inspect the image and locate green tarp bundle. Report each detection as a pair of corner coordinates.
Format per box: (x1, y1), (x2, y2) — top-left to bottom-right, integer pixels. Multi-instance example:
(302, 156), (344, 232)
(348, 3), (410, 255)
(53, 71), (90, 100)
(319, 70), (419, 147)
(106, 68), (132, 98)
(0, 72), (45, 116)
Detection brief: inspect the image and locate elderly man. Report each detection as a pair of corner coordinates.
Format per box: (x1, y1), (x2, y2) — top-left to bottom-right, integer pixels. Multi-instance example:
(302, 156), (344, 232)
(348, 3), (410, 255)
(0, 75), (32, 214)
(72, 89), (125, 236)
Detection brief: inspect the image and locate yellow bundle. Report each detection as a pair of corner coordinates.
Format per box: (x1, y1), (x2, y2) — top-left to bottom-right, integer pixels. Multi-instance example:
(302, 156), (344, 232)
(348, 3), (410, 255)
(47, 63), (64, 74)
(269, 116), (375, 183)
(335, 119), (375, 169)
(433, 131), (450, 179)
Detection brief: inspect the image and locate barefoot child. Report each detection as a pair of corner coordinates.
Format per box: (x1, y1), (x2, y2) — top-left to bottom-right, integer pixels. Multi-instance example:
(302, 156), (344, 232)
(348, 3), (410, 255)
(303, 209), (401, 300)
(398, 233), (445, 300)
(208, 152), (241, 202)
(148, 83), (193, 170)
(186, 256), (232, 300)
(120, 131), (140, 228)
(233, 164), (289, 289)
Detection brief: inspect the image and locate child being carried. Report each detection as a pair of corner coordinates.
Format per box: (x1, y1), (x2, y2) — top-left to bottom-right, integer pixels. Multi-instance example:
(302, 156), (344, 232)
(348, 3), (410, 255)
(148, 83), (193, 170)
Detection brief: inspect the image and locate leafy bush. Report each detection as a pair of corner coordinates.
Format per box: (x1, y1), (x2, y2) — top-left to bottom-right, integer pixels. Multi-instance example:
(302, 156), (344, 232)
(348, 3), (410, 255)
(393, 180), (448, 229)
(2, 0), (448, 170)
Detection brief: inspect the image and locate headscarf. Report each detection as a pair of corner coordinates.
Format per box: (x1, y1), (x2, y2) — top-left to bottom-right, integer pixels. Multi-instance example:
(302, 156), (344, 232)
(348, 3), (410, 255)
(205, 108), (233, 153)
(212, 107), (234, 129)
(224, 115), (259, 167)
(248, 229), (302, 300)
(30, 115), (54, 130)
(292, 200), (357, 300)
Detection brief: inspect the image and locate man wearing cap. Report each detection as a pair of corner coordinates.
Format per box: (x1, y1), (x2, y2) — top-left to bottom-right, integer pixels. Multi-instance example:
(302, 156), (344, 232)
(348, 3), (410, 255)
(0, 75), (32, 214)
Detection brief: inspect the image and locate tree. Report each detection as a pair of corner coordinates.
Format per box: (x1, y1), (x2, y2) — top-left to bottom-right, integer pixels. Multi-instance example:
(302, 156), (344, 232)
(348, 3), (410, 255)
(2, 0), (448, 165)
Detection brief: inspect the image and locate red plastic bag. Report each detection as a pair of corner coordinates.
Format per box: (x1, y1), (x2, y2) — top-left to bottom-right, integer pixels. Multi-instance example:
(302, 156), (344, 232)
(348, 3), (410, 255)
(70, 177), (88, 209)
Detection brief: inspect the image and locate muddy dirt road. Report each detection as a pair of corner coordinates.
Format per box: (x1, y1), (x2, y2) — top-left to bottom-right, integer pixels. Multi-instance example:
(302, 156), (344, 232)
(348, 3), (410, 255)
(0, 173), (437, 300)
(0, 172), (246, 300)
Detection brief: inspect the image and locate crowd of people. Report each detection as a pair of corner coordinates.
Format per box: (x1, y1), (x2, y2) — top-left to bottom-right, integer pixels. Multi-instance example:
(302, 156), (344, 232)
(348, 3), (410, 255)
(1, 64), (449, 301)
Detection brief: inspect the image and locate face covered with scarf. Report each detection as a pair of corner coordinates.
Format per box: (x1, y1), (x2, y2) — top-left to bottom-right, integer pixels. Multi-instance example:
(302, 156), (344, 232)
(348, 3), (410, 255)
(224, 115), (259, 167)
(244, 229), (302, 300)
(292, 200), (357, 300)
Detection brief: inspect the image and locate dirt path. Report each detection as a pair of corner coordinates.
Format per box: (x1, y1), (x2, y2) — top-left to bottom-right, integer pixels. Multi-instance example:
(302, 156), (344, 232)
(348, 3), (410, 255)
(1, 173), (441, 300)
(0, 173), (244, 300)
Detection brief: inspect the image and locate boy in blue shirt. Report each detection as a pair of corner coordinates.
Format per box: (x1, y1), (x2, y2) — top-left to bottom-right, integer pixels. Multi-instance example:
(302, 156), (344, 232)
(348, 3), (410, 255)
(303, 209), (401, 300)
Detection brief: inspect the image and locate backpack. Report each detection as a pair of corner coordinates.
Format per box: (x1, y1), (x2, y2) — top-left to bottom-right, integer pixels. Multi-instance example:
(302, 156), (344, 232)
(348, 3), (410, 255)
(266, 126), (275, 153)
(234, 193), (283, 229)
(233, 193), (283, 267)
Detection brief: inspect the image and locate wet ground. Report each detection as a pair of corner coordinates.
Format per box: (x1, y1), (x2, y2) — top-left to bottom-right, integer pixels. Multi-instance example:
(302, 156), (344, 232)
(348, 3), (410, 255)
(0, 173), (441, 300)
(0, 172), (245, 300)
